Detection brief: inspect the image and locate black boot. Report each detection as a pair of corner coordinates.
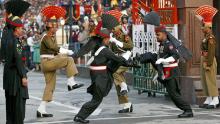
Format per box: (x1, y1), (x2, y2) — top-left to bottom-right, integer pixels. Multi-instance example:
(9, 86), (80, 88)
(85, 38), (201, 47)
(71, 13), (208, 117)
(37, 111), (53, 118)
(68, 84), (84, 91)
(178, 111), (193, 118)
(118, 104), (133, 113)
(199, 104), (208, 108)
(206, 104), (220, 109)
(74, 116), (89, 123)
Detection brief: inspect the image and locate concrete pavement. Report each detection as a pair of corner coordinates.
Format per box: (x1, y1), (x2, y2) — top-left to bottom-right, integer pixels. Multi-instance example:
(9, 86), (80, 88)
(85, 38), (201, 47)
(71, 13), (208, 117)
(1, 65), (220, 124)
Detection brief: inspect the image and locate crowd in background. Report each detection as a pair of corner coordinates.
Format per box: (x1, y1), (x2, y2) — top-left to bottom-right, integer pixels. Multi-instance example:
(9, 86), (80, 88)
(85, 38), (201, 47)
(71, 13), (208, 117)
(0, 0), (133, 70)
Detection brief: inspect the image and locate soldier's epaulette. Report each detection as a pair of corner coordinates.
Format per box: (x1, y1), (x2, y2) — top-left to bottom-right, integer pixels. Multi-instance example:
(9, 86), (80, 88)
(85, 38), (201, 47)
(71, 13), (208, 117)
(208, 36), (214, 39)
(166, 40), (170, 43)
(208, 34), (215, 39)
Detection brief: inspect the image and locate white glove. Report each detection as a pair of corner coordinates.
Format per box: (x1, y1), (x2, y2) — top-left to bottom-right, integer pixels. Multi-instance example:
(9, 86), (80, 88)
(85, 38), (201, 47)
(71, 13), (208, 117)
(109, 33), (123, 48)
(162, 57), (175, 64)
(156, 57), (175, 64)
(59, 47), (69, 54)
(155, 58), (165, 64)
(67, 50), (74, 55)
(121, 51), (132, 60)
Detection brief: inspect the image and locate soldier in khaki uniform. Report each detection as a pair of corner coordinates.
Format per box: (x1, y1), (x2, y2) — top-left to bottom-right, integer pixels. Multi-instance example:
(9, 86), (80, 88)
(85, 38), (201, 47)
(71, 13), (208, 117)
(110, 25), (133, 113)
(195, 5), (219, 109)
(36, 6), (83, 118)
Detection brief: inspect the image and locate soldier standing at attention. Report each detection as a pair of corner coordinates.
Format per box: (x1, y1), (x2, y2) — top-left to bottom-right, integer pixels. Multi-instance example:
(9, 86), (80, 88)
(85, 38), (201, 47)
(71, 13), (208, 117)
(36, 6), (83, 118)
(1, 1), (30, 123)
(195, 5), (219, 109)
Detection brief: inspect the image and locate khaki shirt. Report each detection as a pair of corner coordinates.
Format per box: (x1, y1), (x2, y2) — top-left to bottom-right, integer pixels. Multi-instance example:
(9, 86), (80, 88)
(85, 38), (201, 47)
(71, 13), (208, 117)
(111, 32), (133, 54)
(40, 35), (60, 55)
(201, 33), (216, 66)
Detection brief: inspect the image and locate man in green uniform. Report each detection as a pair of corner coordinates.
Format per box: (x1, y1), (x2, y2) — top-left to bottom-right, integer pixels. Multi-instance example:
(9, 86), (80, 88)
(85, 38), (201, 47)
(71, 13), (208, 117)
(36, 6), (83, 117)
(3, 15), (29, 124)
(110, 25), (133, 113)
(195, 5), (219, 109)
(1, 1), (30, 123)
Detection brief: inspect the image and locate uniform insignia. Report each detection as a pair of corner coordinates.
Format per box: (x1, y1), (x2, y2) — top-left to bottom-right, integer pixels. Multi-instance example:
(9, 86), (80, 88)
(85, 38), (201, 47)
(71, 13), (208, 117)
(169, 45), (174, 50)
(125, 35), (129, 42)
(16, 43), (22, 54)
(159, 46), (164, 53)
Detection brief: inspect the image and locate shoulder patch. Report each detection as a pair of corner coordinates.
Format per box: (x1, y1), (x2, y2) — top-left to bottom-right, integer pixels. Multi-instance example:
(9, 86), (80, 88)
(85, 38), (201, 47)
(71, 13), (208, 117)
(169, 45), (174, 50)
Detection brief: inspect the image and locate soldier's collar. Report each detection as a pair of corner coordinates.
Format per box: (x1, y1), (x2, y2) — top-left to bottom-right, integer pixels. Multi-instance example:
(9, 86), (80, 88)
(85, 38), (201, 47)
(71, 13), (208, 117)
(204, 32), (212, 37)
(160, 39), (169, 45)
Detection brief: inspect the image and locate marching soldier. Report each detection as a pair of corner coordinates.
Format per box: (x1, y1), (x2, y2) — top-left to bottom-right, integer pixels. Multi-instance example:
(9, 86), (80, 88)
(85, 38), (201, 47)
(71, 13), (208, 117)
(135, 25), (193, 118)
(195, 5), (219, 109)
(109, 25), (134, 113)
(73, 10), (138, 123)
(74, 28), (134, 123)
(36, 6), (83, 118)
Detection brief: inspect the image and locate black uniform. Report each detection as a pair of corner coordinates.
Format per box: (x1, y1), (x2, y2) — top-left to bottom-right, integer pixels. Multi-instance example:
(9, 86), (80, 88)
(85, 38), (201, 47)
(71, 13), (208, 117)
(2, 27), (29, 124)
(73, 36), (128, 120)
(137, 40), (192, 113)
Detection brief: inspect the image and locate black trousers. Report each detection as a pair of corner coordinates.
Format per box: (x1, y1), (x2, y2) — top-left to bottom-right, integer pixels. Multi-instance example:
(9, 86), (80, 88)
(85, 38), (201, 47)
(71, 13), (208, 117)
(5, 91), (26, 124)
(164, 78), (192, 112)
(76, 87), (103, 119)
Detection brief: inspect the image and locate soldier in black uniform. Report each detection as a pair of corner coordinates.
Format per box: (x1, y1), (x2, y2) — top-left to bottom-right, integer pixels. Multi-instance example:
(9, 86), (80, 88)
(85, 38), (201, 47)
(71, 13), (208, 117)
(2, 15), (29, 124)
(1, 1), (30, 124)
(135, 25), (193, 118)
(73, 28), (134, 123)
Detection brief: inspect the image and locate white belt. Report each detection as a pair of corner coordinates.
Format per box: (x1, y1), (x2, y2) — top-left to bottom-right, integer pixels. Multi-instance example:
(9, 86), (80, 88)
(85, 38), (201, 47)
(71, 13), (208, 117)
(163, 63), (178, 67)
(40, 54), (55, 58)
(90, 66), (107, 70)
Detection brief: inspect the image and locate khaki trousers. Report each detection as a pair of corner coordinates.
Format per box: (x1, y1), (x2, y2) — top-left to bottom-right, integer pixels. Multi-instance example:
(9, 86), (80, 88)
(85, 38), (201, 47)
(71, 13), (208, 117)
(41, 55), (78, 101)
(113, 66), (129, 104)
(200, 56), (218, 96)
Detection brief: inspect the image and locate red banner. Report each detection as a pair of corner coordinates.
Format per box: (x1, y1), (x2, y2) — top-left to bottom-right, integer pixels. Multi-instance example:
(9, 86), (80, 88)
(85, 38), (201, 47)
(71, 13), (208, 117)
(84, 5), (92, 15)
(73, 4), (80, 20)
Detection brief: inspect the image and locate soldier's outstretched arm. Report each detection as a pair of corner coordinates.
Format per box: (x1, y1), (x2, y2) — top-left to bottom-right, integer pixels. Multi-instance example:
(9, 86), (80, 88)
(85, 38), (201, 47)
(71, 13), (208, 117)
(134, 52), (157, 68)
(139, 52), (158, 63)
(102, 48), (127, 64)
(72, 36), (102, 58)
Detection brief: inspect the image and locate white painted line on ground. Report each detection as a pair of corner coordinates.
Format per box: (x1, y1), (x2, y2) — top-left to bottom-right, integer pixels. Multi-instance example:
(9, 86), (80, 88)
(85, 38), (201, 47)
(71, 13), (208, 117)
(25, 111), (220, 124)
(0, 87), (101, 116)
(25, 114), (177, 124)
(161, 105), (179, 111)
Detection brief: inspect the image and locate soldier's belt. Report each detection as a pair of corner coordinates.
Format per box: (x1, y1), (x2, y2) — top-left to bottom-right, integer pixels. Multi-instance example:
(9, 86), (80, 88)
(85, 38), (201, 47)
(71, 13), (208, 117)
(163, 63), (178, 67)
(40, 54), (55, 58)
(41, 54), (55, 60)
(90, 66), (107, 70)
(201, 51), (208, 56)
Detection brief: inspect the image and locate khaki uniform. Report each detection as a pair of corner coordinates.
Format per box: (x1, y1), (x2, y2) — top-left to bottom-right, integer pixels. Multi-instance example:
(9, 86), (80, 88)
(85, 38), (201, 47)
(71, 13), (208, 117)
(200, 33), (218, 96)
(40, 35), (78, 101)
(111, 33), (133, 104)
